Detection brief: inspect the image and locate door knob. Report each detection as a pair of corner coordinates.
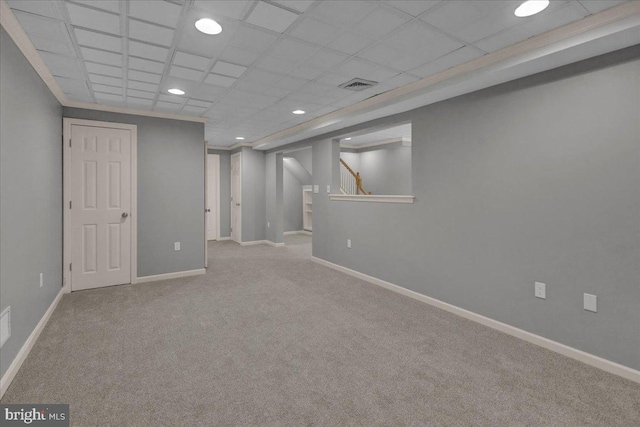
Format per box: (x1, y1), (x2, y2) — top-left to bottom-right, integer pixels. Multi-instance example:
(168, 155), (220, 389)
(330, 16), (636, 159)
(235, 203), (240, 206)
(122, 212), (128, 218)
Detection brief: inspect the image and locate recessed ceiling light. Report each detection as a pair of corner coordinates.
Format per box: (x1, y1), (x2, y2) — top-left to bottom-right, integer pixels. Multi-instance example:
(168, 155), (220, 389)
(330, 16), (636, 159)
(235, 137), (245, 140)
(514, 0), (549, 17)
(292, 110), (305, 115)
(195, 18), (222, 35)
(167, 88), (185, 95)
(344, 137), (352, 140)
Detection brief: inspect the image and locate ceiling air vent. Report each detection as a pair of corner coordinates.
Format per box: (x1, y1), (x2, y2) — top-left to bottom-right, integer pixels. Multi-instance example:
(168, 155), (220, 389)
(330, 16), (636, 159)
(339, 78), (378, 91)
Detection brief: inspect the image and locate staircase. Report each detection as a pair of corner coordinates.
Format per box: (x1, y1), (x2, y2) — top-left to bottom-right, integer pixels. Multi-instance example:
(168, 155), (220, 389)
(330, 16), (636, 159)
(340, 158), (371, 195)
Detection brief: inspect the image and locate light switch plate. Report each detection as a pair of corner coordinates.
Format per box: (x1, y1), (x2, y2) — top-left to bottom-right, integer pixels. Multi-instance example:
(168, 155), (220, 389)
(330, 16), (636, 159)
(347, 239), (352, 249)
(584, 293), (597, 312)
(174, 242), (181, 251)
(535, 282), (546, 299)
(313, 185), (319, 194)
(326, 185), (330, 193)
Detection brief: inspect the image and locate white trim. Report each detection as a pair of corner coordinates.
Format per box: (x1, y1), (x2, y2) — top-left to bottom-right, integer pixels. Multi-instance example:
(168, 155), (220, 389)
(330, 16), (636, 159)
(63, 118), (138, 292)
(239, 240), (283, 247)
(341, 137), (411, 150)
(284, 230), (312, 236)
(207, 143), (252, 151)
(311, 257), (640, 384)
(0, 289), (63, 399)
(136, 268), (206, 284)
(231, 152), (242, 243)
(218, 237), (231, 241)
(0, 0), (207, 124)
(329, 194), (415, 203)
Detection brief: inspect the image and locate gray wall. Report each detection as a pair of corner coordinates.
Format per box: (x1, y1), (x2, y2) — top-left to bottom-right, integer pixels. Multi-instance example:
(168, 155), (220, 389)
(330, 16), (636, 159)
(283, 167), (303, 232)
(0, 29), (63, 377)
(240, 147), (266, 242)
(341, 144), (412, 195)
(207, 149), (231, 238)
(310, 48), (640, 370)
(63, 108), (205, 277)
(265, 152), (283, 243)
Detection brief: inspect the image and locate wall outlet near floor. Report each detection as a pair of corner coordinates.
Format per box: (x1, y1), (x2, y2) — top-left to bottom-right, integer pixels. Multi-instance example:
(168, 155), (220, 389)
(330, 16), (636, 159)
(40, 272), (44, 288)
(174, 242), (181, 251)
(313, 185), (319, 194)
(326, 185), (331, 193)
(267, 222), (270, 228)
(584, 293), (597, 312)
(534, 282), (546, 299)
(347, 239), (352, 249)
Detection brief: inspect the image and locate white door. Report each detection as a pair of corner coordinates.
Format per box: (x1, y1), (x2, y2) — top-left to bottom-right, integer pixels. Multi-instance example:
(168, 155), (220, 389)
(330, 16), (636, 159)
(70, 124), (132, 290)
(206, 154), (219, 241)
(231, 152), (242, 243)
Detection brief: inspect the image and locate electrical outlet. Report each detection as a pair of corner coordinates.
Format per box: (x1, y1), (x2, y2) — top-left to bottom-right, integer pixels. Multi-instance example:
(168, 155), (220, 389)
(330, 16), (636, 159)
(313, 185), (319, 194)
(39, 273), (44, 288)
(347, 239), (352, 249)
(584, 293), (597, 312)
(535, 282), (546, 299)
(174, 242), (181, 251)
(326, 185), (330, 193)
(267, 222), (270, 228)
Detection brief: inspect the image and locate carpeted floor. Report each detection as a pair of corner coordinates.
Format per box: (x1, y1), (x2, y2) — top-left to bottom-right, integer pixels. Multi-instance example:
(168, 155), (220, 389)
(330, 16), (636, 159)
(2, 234), (639, 426)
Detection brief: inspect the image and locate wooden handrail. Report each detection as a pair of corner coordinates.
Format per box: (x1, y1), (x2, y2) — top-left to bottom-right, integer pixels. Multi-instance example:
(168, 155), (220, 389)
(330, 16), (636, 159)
(339, 158), (371, 195)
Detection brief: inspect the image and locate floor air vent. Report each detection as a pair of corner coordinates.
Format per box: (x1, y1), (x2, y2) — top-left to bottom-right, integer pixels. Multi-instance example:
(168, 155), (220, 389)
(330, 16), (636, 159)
(339, 78), (378, 91)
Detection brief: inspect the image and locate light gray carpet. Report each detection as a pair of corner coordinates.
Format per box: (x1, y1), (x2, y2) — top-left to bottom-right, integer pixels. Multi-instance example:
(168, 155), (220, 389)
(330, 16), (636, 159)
(3, 235), (639, 426)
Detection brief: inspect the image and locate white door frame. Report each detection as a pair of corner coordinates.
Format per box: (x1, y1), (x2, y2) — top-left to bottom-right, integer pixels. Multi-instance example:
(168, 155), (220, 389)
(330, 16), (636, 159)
(231, 151), (242, 243)
(206, 153), (221, 241)
(63, 118), (138, 293)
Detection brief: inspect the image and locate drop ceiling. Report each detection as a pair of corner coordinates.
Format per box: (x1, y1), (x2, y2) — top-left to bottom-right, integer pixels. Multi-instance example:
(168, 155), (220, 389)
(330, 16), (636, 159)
(5, 0), (632, 147)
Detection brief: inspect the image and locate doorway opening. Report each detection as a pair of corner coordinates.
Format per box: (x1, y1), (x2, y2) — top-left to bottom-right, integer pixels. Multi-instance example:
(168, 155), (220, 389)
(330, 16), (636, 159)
(282, 147), (312, 249)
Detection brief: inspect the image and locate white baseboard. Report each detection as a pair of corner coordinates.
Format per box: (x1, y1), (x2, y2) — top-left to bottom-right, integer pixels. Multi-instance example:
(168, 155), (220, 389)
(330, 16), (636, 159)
(1, 289), (64, 399)
(136, 268), (205, 284)
(218, 237), (231, 241)
(311, 257), (640, 384)
(284, 230), (312, 236)
(240, 240), (284, 247)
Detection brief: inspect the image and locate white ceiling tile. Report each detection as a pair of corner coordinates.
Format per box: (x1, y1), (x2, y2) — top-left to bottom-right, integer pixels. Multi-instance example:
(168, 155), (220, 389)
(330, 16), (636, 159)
(8, 0), (62, 19)
(384, 21), (456, 52)
(128, 19), (175, 46)
(72, 0), (121, 14)
(305, 49), (349, 71)
(243, 68), (283, 85)
(182, 105), (207, 114)
(310, 0), (377, 27)
(218, 45), (261, 66)
(352, 6), (412, 40)
(263, 86), (292, 98)
(74, 28), (122, 53)
(383, 0), (441, 17)
(270, 38), (318, 63)
(32, 37), (75, 57)
(128, 80), (158, 92)
(66, 3), (120, 35)
(89, 74), (123, 87)
(211, 61), (247, 78)
(94, 92), (124, 103)
(187, 99), (214, 108)
(195, 83), (227, 101)
(228, 23), (279, 53)
(334, 58), (399, 83)
(92, 83), (122, 95)
(55, 76), (90, 96)
(579, 1), (627, 14)
(158, 94), (186, 103)
(246, 2), (300, 33)
(271, 0), (315, 13)
(39, 51), (84, 79)
(409, 45), (485, 78)
(129, 0), (182, 28)
(272, 75), (309, 90)
(127, 89), (156, 99)
(233, 80), (270, 94)
(80, 47), (122, 66)
(204, 73), (237, 87)
(316, 72), (351, 86)
(289, 17), (342, 46)
(287, 65), (323, 80)
(255, 55), (298, 74)
(173, 51), (211, 71)
(155, 101), (182, 111)
(128, 69), (162, 84)
(14, 12), (70, 43)
(170, 66), (205, 82)
(192, 0), (253, 19)
(327, 32), (372, 55)
(85, 62), (122, 77)
(127, 97), (154, 108)
(129, 40), (169, 62)
(128, 57), (165, 74)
